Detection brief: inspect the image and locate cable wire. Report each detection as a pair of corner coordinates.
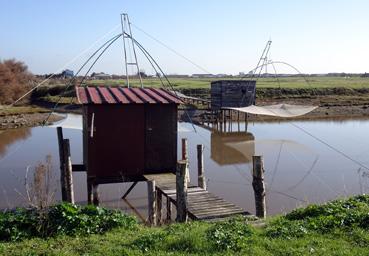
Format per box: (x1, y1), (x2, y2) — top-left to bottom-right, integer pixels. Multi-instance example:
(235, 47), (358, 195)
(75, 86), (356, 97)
(131, 23), (212, 74)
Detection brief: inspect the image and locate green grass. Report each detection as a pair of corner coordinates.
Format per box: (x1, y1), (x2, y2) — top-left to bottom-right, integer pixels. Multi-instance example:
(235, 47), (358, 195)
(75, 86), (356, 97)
(85, 76), (369, 89)
(3, 195), (369, 255)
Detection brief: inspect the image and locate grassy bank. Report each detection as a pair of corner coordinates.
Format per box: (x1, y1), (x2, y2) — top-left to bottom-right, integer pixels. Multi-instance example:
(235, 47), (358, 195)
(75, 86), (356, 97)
(2, 195), (369, 255)
(0, 106), (49, 117)
(86, 76), (369, 89)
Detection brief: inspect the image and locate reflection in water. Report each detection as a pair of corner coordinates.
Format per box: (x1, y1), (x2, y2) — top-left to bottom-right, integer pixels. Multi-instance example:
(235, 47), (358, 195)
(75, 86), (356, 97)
(211, 131), (254, 165)
(0, 128), (31, 157)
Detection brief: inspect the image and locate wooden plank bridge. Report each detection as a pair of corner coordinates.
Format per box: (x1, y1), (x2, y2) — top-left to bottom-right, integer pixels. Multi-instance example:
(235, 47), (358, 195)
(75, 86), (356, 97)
(144, 173), (250, 222)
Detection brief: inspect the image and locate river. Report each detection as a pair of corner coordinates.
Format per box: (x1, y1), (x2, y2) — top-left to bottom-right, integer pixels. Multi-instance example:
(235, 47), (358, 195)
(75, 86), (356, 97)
(1, 114), (369, 217)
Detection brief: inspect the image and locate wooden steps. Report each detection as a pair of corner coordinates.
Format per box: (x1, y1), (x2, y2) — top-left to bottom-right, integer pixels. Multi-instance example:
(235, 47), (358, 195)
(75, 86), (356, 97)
(144, 173), (250, 221)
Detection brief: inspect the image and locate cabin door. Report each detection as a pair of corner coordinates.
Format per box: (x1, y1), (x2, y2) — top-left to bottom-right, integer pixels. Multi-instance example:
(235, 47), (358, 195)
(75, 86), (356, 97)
(145, 105), (177, 173)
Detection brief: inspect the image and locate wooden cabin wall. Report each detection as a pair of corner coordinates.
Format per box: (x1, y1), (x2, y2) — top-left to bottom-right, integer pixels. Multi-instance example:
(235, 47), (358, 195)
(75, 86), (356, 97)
(84, 104), (178, 180)
(86, 105), (145, 178)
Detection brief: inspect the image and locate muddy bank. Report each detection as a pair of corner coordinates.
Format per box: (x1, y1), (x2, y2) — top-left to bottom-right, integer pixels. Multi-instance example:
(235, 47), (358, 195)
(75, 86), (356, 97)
(0, 113), (64, 130)
(179, 102), (369, 123)
(178, 87), (369, 122)
(178, 87), (369, 99)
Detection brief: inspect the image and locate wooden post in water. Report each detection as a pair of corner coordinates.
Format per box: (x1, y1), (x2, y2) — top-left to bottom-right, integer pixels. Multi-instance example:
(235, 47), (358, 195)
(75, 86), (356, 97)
(62, 139), (74, 203)
(181, 138), (190, 183)
(147, 180), (157, 226)
(57, 127), (68, 201)
(176, 160), (188, 222)
(181, 138), (188, 160)
(252, 155), (266, 218)
(156, 190), (162, 225)
(197, 144), (206, 190)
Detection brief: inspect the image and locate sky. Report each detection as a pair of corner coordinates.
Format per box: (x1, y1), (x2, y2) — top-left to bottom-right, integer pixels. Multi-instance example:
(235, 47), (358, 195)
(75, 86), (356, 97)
(1, 0), (369, 75)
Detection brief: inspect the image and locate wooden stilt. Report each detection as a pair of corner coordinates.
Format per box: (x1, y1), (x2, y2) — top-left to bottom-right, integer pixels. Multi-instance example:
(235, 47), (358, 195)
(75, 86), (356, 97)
(92, 183), (100, 206)
(166, 197), (172, 222)
(87, 178), (93, 204)
(197, 144), (206, 190)
(252, 156), (266, 218)
(223, 110), (226, 132)
(176, 160), (188, 222)
(245, 113), (248, 132)
(157, 190), (162, 225)
(147, 180), (157, 226)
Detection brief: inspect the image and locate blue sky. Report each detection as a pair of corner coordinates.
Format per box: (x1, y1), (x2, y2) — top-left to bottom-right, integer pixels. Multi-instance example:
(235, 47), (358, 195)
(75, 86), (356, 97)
(1, 0), (369, 75)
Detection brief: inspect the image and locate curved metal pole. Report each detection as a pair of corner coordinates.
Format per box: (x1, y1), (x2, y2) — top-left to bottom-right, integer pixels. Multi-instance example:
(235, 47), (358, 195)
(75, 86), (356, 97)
(42, 33), (122, 125)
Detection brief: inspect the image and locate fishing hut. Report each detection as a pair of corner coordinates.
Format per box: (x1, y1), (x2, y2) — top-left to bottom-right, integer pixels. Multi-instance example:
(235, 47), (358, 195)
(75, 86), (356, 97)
(206, 80), (257, 125)
(211, 80), (256, 110)
(75, 86), (182, 202)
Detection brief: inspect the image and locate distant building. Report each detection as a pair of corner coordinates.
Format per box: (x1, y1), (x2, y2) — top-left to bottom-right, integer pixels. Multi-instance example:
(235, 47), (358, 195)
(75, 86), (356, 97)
(191, 74), (215, 78)
(166, 74), (190, 78)
(91, 72), (112, 80)
(215, 74), (228, 78)
(61, 69), (74, 78)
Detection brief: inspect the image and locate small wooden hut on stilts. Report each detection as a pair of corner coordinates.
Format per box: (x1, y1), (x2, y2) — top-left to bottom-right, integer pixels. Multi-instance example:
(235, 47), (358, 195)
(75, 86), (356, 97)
(75, 86), (182, 204)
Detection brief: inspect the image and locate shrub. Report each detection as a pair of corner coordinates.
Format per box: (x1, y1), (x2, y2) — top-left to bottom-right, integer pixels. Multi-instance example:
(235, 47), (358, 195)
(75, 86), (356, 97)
(0, 203), (137, 241)
(265, 217), (308, 239)
(206, 217), (254, 251)
(266, 195), (369, 239)
(0, 59), (33, 105)
(132, 231), (166, 252)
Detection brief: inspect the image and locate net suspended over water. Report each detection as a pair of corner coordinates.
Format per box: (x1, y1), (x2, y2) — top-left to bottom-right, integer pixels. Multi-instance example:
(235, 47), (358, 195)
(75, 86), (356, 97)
(227, 104), (318, 118)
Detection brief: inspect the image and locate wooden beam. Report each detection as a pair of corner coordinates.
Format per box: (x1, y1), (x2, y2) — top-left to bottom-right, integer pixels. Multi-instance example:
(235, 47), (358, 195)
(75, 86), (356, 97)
(72, 164), (85, 172)
(121, 181), (138, 199)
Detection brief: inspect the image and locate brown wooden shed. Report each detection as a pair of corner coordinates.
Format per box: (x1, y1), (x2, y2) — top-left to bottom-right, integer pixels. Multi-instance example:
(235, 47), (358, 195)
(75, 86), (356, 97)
(76, 86), (182, 184)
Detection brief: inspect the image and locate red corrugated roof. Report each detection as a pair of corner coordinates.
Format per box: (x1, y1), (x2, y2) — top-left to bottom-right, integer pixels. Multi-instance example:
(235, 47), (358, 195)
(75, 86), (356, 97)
(76, 86), (183, 105)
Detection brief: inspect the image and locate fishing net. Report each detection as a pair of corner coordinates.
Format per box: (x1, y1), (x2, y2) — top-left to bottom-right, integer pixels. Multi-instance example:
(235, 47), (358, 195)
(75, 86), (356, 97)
(227, 104), (318, 118)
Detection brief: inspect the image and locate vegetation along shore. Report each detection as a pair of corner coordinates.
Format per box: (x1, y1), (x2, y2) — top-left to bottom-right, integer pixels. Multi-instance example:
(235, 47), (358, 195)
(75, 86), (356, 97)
(2, 195), (369, 255)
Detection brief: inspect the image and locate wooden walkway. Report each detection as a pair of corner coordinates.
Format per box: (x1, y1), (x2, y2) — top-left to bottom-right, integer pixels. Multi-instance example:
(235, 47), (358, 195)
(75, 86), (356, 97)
(144, 173), (250, 221)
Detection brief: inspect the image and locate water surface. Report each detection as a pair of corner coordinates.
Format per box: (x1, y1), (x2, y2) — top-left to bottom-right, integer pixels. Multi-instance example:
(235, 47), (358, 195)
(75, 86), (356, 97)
(1, 114), (369, 217)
